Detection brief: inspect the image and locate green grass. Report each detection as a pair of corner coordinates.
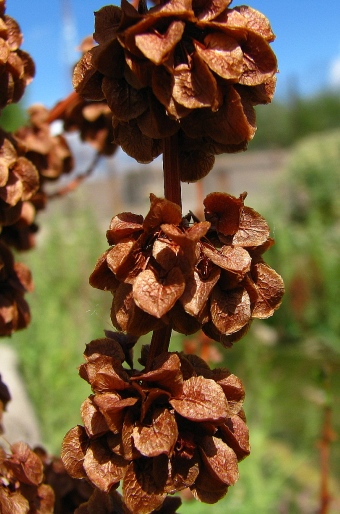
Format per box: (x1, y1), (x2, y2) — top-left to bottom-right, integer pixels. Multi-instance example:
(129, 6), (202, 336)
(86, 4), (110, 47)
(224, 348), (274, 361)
(9, 196), (112, 453)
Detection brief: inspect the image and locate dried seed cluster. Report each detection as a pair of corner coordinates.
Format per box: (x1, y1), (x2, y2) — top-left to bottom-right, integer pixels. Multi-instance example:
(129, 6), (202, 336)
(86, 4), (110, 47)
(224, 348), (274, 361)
(0, 440), (95, 514)
(0, 442), (55, 513)
(73, 0), (277, 181)
(90, 192), (284, 345)
(0, 129), (39, 228)
(0, 0), (35, 109)
(0, 240), (33, 335)
(15, 105), (74, 182)
(62, 337), (249, 513)
(58, 93), (118, 158)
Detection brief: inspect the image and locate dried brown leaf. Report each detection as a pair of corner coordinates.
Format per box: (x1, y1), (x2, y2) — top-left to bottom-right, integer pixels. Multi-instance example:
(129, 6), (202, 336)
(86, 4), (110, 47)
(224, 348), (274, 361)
(232, 206), (270, 247)
(113, 119), (162, 164)
(135, 352), (183, 398)
(81, 396), (109, 438)
(194, 33), (242, 80)
(143, 194), (182, 232)
(0, 487), (30, 514)
(210, 286), (251, 335)
(168, 301), (203, 335)
(6, 441), (43, 486)
(239, 31), (277, 86)
(190, 465), (229, 504)
(61, 425), (88, 479)
(102, 76), (148, 122)
(203, 244), (251, 277)
(170, 376), (228, 422)
(204, 192), (245, 235)
(83, 438), (128, 492)
(94, 6), (123, 44)
(112, 282), (164, 336)
(178, 137), (215, 182)
(89, 249), (120, 291)
(200, 435), (239, 485)
(133, 267), (185, 319)
(136, 94), (179, 139)
(196, 0), (232, 21)
(12, 157), (39, 201)
(106, 212), (143, 245)
(220, 415), (250, 461)
(235, 5), (275, 42)
(83, 354), (130, 392)
(172, 54), (219, 110)
(84, 337), (125, 363)
(135, 21), (185, 65)
(133, 408), (178, 457)
(94, 392), (137, 434)
(123, 460), (166, 514)
(35, 483), (55, 514)
(180, 267), (220, 317)
(251, 262), (285, 318)
(0, 171), (22, 205)
(73, 51), (104, 100)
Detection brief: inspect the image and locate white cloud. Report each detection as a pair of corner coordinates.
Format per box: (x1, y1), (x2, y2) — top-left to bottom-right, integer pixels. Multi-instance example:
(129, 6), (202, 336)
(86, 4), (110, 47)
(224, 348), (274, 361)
(329, 55), (340, 88)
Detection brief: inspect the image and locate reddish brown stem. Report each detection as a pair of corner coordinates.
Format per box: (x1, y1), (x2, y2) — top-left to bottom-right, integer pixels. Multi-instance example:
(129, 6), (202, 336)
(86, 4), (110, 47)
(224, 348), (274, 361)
(47, 91), (79, 123)
(145, 325), (173, 372)
(145, 134), (182, 370)
(163, 133), (182, 208)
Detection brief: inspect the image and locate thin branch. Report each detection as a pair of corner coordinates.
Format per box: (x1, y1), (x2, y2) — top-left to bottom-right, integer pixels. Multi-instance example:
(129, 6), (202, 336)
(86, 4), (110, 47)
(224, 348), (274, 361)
(47, 91), (79, 124)
(47, 152), (101, 199)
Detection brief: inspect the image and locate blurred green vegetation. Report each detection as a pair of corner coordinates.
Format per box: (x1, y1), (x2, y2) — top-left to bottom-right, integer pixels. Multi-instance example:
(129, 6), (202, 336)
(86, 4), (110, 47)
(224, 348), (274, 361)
(3, 92), (340, 512)
(10, 196), (112, 452)
(250, 90), (340, 150)
(0, 103), (27, 132)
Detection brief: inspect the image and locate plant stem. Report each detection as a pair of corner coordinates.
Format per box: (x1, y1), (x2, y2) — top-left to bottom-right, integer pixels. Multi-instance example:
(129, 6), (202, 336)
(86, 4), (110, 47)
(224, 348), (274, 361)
(145, 133), (182, 370)
(163, 133), (182, 208)
(145, 325), (173, 372)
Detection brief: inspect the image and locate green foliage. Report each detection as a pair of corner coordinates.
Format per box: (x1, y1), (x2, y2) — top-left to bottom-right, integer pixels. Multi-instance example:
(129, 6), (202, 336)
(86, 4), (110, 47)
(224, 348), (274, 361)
(265, 129), (340, 354)
(10, 195), (112, 453)
(250, 91), (340, 150)
(0, 103), (27, 132)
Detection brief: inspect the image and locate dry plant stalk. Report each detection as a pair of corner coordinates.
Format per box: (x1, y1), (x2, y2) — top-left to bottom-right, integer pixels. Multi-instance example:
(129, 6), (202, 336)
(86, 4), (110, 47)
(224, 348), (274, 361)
(0, 0), (286, 513)
(60, 0), (283, 512)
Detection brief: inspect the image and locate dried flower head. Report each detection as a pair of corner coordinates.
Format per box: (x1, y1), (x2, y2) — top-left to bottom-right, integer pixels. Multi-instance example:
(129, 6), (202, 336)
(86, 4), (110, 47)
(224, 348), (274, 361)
(14, 104), (74, 181)
(0, 129), (39, 227)
(0, 240), (33, 335)
(0, 1), (35, 110)
(0, 200), (39, 251)
(73, 0), (277, 180)
(90, 192), (284, 344)
(0, 441), (55, 513)
(34, 447), (94, 514)
(58, 93), (118, 157)
(62, 338), (249, 513)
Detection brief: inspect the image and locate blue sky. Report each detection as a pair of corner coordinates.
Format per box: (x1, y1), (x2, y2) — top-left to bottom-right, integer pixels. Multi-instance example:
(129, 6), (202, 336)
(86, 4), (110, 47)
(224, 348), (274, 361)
(7, 0), (340, 109)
